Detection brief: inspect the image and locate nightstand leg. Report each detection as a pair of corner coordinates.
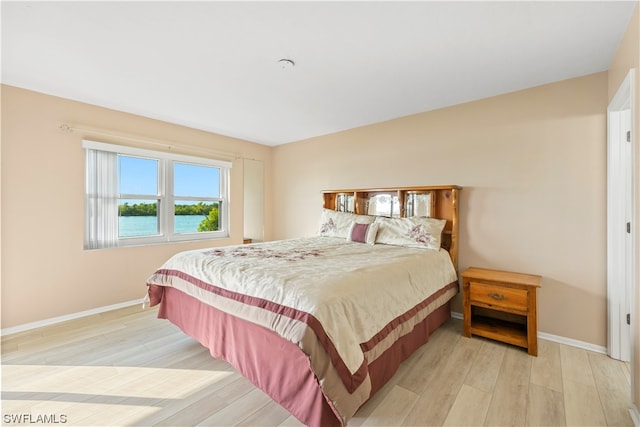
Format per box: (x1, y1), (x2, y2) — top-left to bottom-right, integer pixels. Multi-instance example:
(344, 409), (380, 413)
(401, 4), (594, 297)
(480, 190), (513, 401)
(527, 290), (538, 356)
(527, 324), (537, 356)
(463, 280), (471, 337)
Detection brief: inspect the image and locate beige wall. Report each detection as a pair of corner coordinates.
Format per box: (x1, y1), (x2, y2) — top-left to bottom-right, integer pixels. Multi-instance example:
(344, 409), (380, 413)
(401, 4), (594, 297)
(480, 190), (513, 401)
(1, 85), (272, 328)
(273, 72), (609, 347)
(608, 3), (640, 412)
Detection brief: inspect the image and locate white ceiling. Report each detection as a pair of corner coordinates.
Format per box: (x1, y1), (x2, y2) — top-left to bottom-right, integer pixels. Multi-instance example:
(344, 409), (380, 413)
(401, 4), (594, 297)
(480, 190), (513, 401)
(2, 1), (637, 146)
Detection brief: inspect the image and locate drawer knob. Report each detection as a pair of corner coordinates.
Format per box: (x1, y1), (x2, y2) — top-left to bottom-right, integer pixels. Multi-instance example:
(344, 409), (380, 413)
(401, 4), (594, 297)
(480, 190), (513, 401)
(488, 292), (506, 301)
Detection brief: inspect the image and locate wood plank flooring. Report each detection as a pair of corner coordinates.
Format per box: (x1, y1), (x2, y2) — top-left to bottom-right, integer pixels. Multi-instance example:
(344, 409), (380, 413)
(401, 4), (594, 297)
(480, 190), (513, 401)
(1, 305), (633, 426)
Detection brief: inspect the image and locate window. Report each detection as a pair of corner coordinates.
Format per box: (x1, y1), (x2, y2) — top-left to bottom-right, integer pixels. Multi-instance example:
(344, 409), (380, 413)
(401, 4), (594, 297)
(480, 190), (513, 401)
(83, 140), (231, 249)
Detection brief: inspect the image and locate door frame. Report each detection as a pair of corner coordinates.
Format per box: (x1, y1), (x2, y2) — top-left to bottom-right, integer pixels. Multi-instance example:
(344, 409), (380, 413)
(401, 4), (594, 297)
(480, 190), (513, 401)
(607, 69), (635, 366)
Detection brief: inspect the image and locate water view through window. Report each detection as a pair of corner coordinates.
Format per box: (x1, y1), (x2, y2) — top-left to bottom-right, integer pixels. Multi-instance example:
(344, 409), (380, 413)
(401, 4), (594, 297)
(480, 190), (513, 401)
(117, 156), (221, 238)
(118, 214), (207, 237)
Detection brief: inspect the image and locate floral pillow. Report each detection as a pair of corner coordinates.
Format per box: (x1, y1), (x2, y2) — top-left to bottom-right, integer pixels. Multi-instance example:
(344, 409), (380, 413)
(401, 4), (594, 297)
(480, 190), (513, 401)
(347, 221), (379, 245)
(374, 216), (446, 250)
(317, 209), (375, 238)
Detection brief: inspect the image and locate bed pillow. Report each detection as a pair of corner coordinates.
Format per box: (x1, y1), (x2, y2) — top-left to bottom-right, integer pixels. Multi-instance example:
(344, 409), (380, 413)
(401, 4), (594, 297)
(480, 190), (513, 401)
(374, 216), (446, 250)
(317, 209), (376, 238)
(347, 222), (379, 245)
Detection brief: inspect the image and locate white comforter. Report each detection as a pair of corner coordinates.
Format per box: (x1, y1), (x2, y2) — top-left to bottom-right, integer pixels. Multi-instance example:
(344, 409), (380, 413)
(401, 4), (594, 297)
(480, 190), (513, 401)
(147, 236), (457, 379)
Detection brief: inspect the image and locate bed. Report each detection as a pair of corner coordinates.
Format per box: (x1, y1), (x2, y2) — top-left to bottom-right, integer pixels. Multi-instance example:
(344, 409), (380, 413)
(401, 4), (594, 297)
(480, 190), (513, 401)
(146, 185), (461, 426)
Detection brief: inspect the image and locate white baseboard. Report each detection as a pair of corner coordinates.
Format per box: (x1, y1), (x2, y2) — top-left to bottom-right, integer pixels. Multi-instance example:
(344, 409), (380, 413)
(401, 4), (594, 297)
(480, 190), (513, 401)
(451, 311), (608, 354)
(1, 298), (145, 337)
(538, 331), (608, 354)
(629, 404), (640, 427)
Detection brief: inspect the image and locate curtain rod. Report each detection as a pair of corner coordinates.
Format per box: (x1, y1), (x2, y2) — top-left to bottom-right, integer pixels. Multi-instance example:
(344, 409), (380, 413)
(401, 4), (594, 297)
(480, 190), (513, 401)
(59, 123), (242, 160)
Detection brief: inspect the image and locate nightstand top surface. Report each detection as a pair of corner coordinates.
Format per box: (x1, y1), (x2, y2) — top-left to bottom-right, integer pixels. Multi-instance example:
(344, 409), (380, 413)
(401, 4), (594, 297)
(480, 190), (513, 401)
(461, 267), (541, 287)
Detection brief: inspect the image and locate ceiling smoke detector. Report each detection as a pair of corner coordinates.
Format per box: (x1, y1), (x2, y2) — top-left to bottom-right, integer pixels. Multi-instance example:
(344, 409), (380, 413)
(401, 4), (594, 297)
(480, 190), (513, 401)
(278, 58), (295, 69)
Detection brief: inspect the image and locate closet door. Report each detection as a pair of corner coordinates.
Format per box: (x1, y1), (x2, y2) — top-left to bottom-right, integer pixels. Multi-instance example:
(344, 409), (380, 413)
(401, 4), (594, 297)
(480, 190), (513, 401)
(243, 159), (264, 242)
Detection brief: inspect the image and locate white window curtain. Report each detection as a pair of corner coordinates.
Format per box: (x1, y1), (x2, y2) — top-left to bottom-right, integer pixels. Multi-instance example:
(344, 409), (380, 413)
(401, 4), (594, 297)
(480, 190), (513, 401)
(84, 148), (118, 249)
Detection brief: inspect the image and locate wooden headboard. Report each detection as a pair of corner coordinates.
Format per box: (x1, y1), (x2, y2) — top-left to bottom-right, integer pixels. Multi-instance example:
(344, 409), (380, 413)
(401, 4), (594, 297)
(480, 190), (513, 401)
(322, 185), (462, 270)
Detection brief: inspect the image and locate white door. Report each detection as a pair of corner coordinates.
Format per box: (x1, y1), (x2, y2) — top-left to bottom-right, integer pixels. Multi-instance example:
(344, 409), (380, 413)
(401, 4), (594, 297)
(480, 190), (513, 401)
(607, 69), (635, 362)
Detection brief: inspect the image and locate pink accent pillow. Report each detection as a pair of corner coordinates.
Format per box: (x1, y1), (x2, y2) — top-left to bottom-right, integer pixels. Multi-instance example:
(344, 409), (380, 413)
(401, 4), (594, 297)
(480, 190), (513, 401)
(347, 222), (379, 245)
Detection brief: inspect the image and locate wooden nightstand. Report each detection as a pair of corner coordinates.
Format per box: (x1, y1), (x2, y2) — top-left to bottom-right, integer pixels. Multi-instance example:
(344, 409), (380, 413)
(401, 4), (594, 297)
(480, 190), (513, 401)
(462, 267), (541, 356)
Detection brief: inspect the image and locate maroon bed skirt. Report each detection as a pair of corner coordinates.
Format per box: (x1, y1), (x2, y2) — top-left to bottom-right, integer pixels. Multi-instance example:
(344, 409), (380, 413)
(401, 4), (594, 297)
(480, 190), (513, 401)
(154, 285), (452, 426)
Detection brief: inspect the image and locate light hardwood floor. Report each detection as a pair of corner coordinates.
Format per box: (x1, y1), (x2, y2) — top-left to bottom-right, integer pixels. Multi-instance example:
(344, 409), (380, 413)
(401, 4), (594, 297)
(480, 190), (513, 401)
(1, 305), (633, 426)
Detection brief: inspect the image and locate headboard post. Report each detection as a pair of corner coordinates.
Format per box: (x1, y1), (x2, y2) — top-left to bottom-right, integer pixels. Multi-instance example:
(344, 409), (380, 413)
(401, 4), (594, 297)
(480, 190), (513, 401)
(322, 185), (462, 271)
(449, 187), (460, 271)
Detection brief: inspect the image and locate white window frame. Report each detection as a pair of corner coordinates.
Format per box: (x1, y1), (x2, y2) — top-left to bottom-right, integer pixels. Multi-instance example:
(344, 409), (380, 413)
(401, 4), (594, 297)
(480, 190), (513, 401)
(83, 140), (231, 248)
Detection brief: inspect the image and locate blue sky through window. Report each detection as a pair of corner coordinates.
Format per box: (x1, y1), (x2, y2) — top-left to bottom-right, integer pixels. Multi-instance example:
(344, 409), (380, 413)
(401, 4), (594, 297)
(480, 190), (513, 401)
(174, 162), (220, 198)
(118, 156), (220, 200)
(119, 156), (157, 195)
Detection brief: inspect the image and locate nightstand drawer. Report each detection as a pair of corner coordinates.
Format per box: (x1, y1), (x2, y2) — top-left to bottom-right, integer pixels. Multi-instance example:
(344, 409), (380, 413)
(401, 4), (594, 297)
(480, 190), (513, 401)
(469, 282), (528, 312)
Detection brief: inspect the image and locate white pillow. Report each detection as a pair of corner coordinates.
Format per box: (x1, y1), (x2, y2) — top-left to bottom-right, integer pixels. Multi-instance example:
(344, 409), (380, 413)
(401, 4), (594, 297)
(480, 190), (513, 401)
(374, 216), (446, 250)
(347, 221), (379, 245)
(317, 209), (375, 238)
